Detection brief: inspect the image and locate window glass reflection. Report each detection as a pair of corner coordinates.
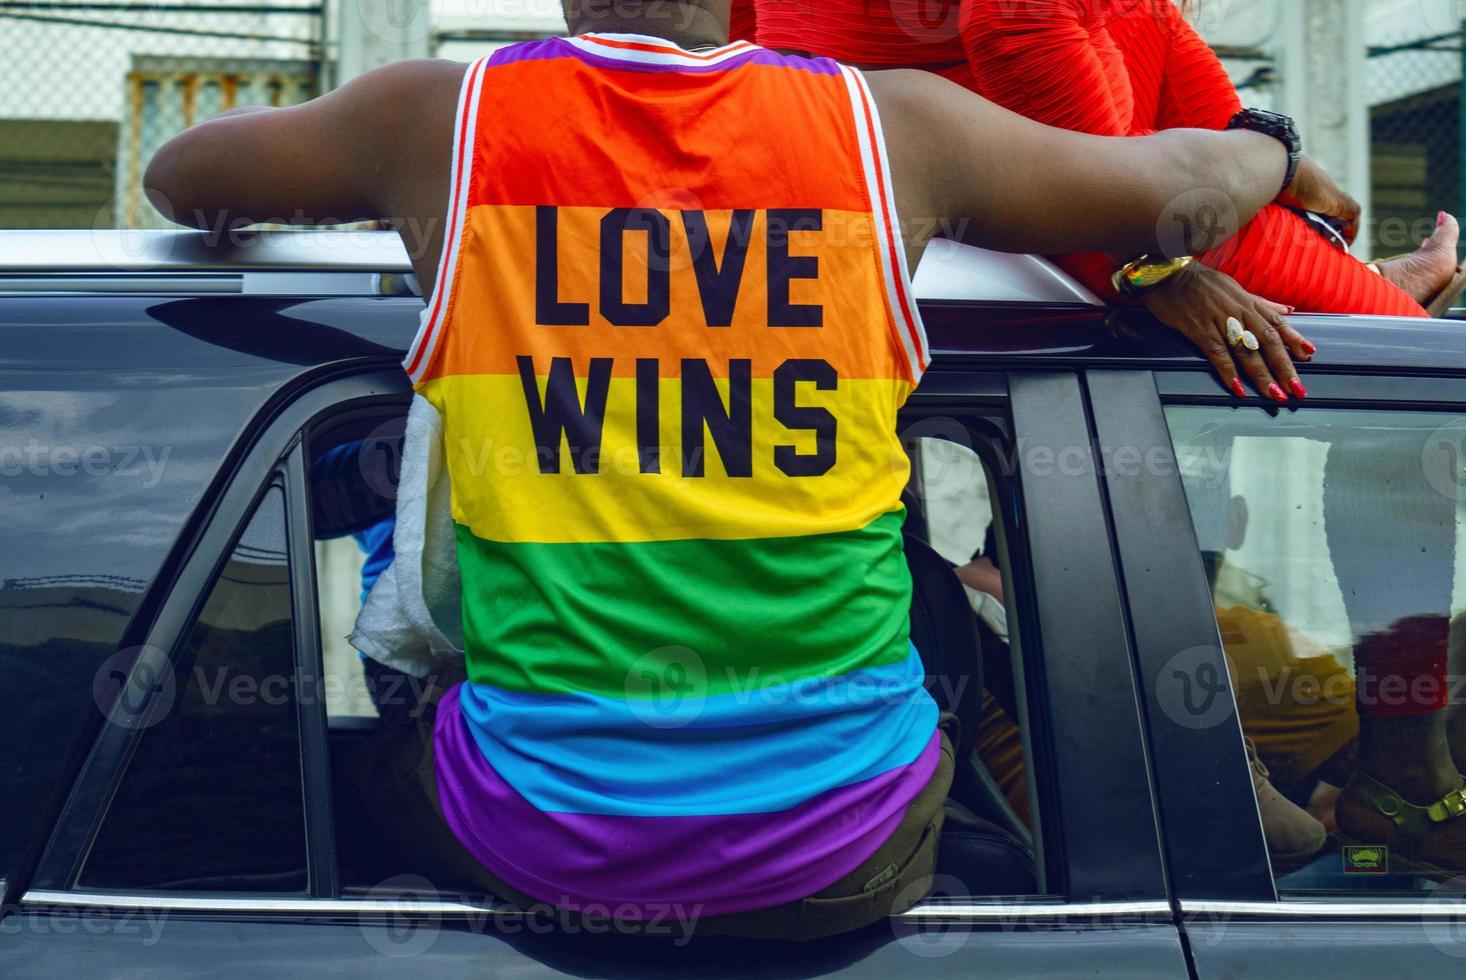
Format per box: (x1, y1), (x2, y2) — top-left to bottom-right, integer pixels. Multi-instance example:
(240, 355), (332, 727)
(1169, 406), (1466, 894)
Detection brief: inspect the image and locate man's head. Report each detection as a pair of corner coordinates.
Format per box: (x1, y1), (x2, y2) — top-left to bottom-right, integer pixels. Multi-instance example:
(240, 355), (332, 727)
(560, 0), (730, 46)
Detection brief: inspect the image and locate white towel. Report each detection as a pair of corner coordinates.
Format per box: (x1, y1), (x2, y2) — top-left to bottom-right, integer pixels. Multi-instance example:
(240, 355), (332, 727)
(349, 394), (465, 678)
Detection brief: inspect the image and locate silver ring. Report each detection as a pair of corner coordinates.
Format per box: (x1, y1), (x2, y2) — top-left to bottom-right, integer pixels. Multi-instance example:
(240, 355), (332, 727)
(1226, 317), (1259, 351)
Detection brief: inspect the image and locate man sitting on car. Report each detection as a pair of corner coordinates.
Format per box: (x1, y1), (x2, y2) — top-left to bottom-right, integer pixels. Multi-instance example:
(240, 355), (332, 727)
(144, 0), (1312, 939)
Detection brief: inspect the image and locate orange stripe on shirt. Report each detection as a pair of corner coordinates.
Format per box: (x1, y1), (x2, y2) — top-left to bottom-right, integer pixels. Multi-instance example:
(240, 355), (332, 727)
(463, 58), (871, 212)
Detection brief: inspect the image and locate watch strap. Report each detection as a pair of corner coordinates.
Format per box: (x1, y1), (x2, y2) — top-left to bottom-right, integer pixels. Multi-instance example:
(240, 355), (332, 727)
(1227, 108), (1302, 194)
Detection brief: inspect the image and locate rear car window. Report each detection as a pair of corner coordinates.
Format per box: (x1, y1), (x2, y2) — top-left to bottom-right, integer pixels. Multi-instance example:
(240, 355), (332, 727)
(1169, 404), (1466, 897)
(0, 380), (248, 888)
(79, 486), (308, 891)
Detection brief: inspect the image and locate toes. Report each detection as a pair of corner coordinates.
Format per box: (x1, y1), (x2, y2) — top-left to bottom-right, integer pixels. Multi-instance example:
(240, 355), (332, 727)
(1430, 211), (1461, 251)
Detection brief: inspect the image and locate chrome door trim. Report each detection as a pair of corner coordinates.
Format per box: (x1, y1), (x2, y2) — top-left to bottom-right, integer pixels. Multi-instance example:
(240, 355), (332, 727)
(1181, 899), (1466, 920)
(0, 271), (408, 296)
(21, 889), (1173, 925)
(898, 899), (1173, 923)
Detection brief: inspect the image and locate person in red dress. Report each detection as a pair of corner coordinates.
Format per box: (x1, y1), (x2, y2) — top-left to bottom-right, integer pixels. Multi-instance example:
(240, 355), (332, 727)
(751, 0), (1466, 394)
(749, 0), (1466, 875)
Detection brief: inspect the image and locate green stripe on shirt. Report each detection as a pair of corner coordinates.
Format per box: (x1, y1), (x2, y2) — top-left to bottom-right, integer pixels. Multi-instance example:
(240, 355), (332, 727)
(455, 509), (914, 699)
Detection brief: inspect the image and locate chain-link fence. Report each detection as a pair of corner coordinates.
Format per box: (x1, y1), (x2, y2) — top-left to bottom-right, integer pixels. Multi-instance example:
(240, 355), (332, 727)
(0, 1), (323, 229)
(1367, 25), (1464, 258)
(4, 1), (1466, 252)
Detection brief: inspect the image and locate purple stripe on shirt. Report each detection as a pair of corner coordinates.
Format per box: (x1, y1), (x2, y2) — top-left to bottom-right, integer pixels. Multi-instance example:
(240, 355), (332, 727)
(485, 37), (843, 78)
(432, 686), (941, 918)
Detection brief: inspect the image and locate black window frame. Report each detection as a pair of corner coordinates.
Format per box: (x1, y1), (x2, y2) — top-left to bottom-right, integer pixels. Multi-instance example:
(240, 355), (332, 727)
(903, 363), (1170, 905)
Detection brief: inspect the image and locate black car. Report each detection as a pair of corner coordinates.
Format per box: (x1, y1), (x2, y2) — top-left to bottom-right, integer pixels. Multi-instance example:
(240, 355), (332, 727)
(3, 229), (1466, 977)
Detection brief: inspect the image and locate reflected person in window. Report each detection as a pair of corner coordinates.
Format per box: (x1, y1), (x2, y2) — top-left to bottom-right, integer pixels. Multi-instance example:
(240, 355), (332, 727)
(958, 521), (1332, 867)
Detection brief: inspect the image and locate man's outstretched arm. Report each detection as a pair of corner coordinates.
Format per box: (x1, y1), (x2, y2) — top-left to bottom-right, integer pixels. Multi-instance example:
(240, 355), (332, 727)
(144, 60), (466, 287)
(867, 68), (1300, 397)
(869, 68), (1286, 259)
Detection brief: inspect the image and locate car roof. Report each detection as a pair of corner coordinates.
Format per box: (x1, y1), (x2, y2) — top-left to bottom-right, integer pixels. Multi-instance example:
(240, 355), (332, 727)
(0, 229), (1102, 306)
(4, 230), (1466, 378)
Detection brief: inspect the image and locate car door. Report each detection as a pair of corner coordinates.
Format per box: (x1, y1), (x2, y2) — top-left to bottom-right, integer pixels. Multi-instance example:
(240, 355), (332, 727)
(1088, 349), (1466, 977)
(3, 314), (1193, 976)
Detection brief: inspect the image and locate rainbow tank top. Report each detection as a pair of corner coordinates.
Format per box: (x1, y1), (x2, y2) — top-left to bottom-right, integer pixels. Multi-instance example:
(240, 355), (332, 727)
(404, 32), (939, 917)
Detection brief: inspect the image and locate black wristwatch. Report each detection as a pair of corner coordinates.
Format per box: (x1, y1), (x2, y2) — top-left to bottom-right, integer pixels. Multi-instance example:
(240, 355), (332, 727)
(1226, 108), (1302, 194)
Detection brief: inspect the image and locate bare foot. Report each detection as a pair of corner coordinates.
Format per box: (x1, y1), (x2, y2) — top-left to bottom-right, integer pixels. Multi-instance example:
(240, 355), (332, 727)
(1376, 211), (1462, 304)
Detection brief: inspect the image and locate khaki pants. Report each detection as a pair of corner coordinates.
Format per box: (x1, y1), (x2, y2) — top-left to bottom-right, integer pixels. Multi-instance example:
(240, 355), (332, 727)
(338, 688), (956, 942)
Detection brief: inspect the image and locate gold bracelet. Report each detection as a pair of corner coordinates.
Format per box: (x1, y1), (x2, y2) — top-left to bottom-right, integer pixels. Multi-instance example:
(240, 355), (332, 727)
(1112, 255), (1194, 298)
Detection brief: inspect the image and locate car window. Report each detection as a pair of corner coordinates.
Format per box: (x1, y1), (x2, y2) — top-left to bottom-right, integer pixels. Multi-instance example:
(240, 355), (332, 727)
(1168, 404), (1466, 896)
(905, 431), (1039, 887)
(307, 411), (406, 723)
(79, 485), (308, 891)
(0, 383), (250, 890)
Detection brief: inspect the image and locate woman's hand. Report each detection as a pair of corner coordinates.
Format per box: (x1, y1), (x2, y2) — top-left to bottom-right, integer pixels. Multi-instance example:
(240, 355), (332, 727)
(1140, 263), (1315, 402)
(1279, 156), (1361, 245)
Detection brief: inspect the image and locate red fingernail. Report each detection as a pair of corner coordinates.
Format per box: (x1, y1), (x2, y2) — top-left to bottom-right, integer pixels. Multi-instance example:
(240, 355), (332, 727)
(1286, 306), (1297, 313)
(1289, 378), (1308, 399)
(1301, 340), (1317, 356)
(1267, 382), (1288, 403)
(1230, 378), (1247, 398)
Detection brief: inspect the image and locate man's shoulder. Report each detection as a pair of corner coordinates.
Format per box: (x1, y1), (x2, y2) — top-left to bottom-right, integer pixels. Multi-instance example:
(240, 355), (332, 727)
(347, 58), (471, 104)
(333, 58), (473, 171)
(861, 67), (959, 109)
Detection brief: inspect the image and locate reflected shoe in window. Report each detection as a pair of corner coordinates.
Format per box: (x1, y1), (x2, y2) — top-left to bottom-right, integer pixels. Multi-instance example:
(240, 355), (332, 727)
(1338, 770), (1466, 878)
(1248, 737), (1329, 872)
